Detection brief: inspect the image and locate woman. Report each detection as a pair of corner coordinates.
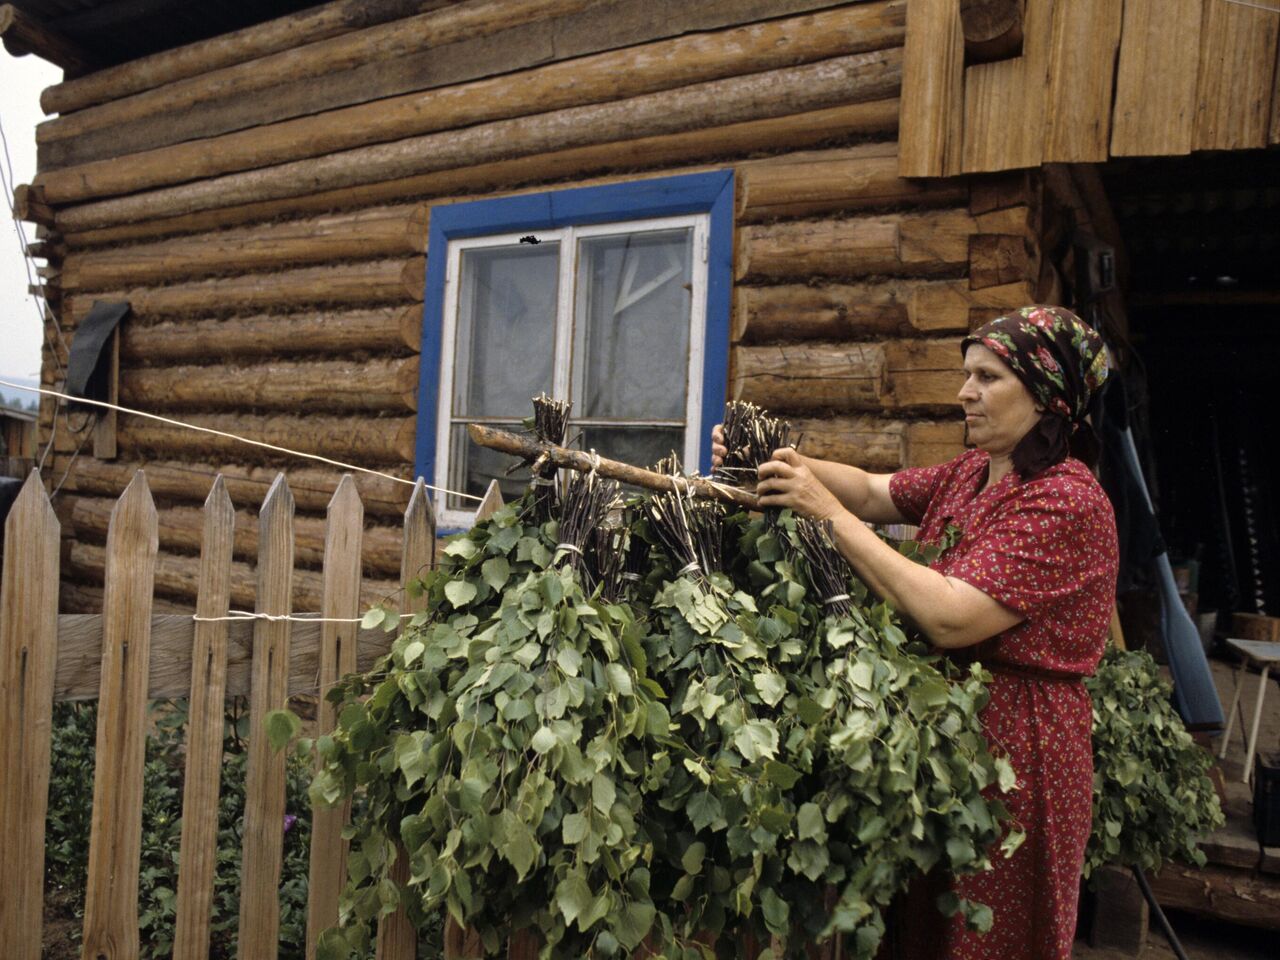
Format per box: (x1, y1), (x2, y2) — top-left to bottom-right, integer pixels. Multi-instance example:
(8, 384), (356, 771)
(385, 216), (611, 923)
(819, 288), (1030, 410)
(717, 306), (1118, 960)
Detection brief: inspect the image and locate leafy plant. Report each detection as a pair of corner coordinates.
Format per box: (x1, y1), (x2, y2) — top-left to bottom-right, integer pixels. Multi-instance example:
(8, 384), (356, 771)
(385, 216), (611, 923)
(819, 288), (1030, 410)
(1083, 647), (1224, 878)
(310, 491), (1019, 959)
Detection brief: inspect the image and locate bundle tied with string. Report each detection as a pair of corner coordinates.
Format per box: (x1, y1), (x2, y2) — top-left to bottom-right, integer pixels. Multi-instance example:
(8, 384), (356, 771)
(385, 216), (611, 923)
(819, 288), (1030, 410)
(713, 400), (794, 488)
(795, 517), (856, 619)
(645, 488), (724, 584)
(525, 392), (571, 522)
(588, 524), (627, 603)
(555, 467), (618, 593)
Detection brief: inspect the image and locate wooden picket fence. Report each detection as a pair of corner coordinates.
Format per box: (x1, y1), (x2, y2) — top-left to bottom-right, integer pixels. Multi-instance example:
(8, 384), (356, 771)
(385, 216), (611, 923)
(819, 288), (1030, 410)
(0, 467), (507, 960)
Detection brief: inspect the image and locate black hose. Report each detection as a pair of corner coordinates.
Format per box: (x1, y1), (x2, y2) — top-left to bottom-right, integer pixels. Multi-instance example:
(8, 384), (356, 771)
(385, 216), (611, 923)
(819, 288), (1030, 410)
(1132, 866), (1191, 960)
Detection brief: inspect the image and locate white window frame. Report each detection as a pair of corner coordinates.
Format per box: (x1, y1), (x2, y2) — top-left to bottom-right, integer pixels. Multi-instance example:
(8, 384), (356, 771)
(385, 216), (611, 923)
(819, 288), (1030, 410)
(434, 213), (710, 529)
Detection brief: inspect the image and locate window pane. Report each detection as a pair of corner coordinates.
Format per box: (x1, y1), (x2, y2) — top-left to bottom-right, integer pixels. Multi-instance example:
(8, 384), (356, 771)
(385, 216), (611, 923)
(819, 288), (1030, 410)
(448, 422), (529, 513)
(577, 425), (685, 477)
(454, 243), (559, 418)
(574, 229), (693, 421)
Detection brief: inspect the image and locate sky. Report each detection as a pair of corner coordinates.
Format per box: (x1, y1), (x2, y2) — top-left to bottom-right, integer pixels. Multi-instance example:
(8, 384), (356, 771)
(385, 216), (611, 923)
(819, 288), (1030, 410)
(0, 52), (62, 407)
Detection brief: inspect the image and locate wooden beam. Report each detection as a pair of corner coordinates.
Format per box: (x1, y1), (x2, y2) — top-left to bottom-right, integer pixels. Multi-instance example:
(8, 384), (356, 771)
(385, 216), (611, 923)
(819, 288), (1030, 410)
(0, 3), (94, 74)
(35, 8), (905, 205)
(959, 0), (1025, 63)
(1147, 861), (1280, 930)
(58, 100), (900, 242)
(1043, 0), (1122, 163)
(898, 0), (964, 177)
(1110, 0), (1203, 157)
(1192, 0), (1280, 151)
(12, 184), (53, 227)
(40, 0), (457, 116)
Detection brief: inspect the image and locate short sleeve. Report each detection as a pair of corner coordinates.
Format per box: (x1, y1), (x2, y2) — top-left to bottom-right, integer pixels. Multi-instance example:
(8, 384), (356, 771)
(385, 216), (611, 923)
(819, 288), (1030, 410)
(889, 461), (951, 525)
(945, 483), (1112, 615)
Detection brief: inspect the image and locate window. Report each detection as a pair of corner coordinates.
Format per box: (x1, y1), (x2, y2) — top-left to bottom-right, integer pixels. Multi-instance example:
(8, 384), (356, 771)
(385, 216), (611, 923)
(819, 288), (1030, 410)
(416, 172), (733, 529)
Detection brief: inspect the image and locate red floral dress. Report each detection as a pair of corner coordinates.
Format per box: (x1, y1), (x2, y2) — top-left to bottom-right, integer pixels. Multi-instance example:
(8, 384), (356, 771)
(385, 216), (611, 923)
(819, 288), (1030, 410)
(889, 449), (1118, 960)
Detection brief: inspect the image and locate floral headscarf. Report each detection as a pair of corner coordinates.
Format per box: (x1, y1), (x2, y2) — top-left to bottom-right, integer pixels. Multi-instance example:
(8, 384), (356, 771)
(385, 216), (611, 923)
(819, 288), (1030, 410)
(961, 306), (1111, 477)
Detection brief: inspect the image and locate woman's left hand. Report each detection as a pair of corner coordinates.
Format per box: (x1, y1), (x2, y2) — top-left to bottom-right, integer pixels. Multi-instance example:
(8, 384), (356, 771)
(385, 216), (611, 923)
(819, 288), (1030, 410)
(756, 448), (847, 522)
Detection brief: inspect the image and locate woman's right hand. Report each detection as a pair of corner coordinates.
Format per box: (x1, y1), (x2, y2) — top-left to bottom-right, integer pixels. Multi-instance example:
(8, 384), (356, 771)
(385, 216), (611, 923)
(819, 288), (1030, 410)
(710, 424), (727, 469)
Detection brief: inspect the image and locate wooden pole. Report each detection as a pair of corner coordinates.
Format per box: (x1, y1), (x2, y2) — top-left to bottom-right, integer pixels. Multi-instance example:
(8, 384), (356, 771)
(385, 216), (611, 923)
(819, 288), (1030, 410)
(465, 423), (760, 510)
(35, 6), (905, 204)
(51, 50), (902, 229)
(40, 0), (457, 115)
(0, 3), (95, 73)
(58, 101), (899, 245)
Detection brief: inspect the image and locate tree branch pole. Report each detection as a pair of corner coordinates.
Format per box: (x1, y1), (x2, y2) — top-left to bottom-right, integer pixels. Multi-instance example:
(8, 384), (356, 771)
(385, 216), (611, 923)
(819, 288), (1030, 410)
(1131, 867), (1190, 960)
(465, 423), (760, 510)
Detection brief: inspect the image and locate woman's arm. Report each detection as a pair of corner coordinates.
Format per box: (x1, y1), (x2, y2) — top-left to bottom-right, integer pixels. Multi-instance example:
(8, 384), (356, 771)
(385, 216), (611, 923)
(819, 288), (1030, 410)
(757, 449), (1022, 648)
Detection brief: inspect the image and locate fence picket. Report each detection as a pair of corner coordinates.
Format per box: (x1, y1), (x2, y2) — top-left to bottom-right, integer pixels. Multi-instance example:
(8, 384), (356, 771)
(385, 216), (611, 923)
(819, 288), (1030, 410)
(173, 476), (235, 960)
(81, 470), (159, 960)
(474, 479), (505, 524)
(0, 472), (61, 960)
(237, 474), (295, 960)
(377, 479), (435, 960)
(307, 476), (364, 958)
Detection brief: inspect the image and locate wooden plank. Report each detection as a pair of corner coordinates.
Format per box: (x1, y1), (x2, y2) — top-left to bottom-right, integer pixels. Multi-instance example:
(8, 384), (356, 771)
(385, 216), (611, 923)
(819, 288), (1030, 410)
(1193, 0), (1280, 151)
(237, 475), (295, 960)
(0, 472), (61, 960)
(172, 477), (235, 960)
(1200, 814), (1263, 870)
(961, 0), (1054, 172)
(377, 478), (436, 960)
(474, 479), (505, 524)
(81, 471), (159, 960)
(1148, 861), (1280, 930)
(53, 50), (902, 232)
(307, 477), (365, 958)
(898, 0), (965, 176)
(1110, 0), (1204, 156)
(52, 613), (396, 701)
(40, 0), (888, 170)
(1043, 0), (1123, 162)
(41, 0), (457, 115)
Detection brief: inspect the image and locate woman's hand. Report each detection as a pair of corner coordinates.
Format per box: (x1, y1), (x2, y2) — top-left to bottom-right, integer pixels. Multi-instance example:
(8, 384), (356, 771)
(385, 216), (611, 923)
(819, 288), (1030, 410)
(756, 448), (847, 522)
(710, 423), (727, 469)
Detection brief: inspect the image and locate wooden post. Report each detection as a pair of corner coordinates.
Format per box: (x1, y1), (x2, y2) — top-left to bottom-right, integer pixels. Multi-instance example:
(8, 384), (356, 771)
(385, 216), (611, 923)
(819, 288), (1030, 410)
(376, 479), (436, 960)
(307, 476), (365, 957)
(81, 471), (159, 960)
(0, 472), (61, 960)
(173, 477), (235, 960)
(237, 475), (295, 960)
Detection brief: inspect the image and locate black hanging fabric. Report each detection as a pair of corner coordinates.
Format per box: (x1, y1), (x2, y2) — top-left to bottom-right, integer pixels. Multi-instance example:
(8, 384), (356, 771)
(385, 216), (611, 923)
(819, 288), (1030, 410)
(65, 300), (130, 411)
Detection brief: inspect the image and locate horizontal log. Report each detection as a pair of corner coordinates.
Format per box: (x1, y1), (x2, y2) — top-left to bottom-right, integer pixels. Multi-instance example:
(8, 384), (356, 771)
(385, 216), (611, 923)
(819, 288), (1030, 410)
(968, 234), (1033, 289)
(118, 357), (419, 414)
(39, 0), (590, 151)
(60, 205), (428, 291)
(1147, 862), (1280, 931)
(54, 613), (396, 701)
(0, 2), (95, 74)
(118, 307), (422, 363)
(54, 51), (902, 231)
(116, 413), (417, 466)
(67, 495), (404, 577)
(36, 5), (905, 204)
(904, 420), (966, 467)
(13, 183), (54, 226)
(732, 343), (886, 413)
(41, 1), (457, 115)
(64, 259), (424, 322)
(790, 416), (905, 472)
(732, 277), (1034, 343)
(67, 543), (400, 620)
(735, 143), (964, 221)
(883, 338), (966, 409)
(63, 458), (414, 518)
(60, 99), (899, 246)
(960, 0), (1025, 63)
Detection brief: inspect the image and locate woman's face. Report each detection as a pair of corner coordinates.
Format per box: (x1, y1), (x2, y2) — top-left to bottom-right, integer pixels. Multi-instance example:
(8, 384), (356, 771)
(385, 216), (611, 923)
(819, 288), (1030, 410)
(958, 344), (1042, 457)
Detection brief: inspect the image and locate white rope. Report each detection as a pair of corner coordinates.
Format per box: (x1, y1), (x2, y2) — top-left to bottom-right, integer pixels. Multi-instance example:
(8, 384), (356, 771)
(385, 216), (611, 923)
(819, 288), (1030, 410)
(1224, 0), (1278, 12)
(194, 609), (419, 624)
(0, 377), (485, 502)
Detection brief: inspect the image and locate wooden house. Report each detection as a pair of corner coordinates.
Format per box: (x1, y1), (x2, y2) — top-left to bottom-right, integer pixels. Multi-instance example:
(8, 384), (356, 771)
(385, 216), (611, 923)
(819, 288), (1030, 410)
(5, 0), (1278, 627)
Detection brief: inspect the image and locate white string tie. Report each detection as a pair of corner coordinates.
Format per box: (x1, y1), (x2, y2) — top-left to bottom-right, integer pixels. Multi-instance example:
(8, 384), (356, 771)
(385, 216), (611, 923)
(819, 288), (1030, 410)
(555, 543), (583, 556)
(677, 561), (702, 577)
(823, 594), (851, 606)
(587, 448), (601, 473)
(621, 572), (643, 583)
(0, 377), (485, 502)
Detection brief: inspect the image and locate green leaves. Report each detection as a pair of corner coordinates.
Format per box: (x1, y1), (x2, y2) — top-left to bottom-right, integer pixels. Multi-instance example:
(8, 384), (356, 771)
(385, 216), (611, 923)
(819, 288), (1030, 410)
(498, 810), (539, 881)
(264, 708), (301, 752)
(444, 578), (478, 607)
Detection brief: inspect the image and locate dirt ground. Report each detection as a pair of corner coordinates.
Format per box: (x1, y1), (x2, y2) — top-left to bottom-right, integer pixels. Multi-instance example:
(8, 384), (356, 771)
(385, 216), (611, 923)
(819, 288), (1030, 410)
(1073, 908), (1276, 959)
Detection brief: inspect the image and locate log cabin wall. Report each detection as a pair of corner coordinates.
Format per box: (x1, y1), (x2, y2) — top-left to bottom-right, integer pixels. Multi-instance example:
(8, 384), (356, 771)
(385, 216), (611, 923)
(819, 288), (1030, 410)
(900, 0), (1280, 177)
(21, 0), (1052, 613)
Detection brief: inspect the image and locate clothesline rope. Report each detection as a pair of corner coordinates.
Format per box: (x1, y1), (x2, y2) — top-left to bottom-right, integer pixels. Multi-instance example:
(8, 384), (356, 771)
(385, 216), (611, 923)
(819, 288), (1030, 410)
(193, 609), (418, 624)
(0, 377), (485, 502)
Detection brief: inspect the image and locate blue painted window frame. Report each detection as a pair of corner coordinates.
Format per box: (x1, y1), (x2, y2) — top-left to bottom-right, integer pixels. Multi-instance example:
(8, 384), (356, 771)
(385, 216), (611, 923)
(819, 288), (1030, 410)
(414, 170), (735, 508)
